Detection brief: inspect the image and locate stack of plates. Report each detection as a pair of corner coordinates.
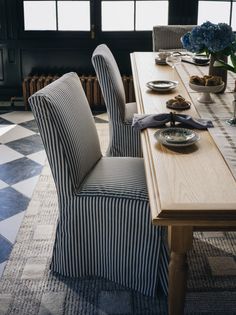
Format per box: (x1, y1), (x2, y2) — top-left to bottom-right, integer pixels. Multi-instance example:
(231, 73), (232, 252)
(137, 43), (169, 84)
(154, 127), (200, 147)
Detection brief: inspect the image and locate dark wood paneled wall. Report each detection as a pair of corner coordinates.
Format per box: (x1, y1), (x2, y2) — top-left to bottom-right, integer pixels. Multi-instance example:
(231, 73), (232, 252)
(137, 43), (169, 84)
(0, 0), (198, 101)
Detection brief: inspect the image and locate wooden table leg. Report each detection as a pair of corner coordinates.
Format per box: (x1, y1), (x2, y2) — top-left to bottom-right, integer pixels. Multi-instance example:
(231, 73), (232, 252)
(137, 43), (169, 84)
(168, 226), (193, 315)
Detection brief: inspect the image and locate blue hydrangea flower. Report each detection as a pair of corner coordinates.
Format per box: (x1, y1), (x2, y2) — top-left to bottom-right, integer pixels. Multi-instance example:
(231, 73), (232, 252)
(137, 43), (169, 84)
(181, 32), (193, 51)
(181, 21), (235, 55)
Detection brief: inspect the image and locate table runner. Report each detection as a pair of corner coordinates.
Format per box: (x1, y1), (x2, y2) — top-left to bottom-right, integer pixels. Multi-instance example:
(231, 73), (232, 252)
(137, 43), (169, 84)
(176, 62), (236, 179)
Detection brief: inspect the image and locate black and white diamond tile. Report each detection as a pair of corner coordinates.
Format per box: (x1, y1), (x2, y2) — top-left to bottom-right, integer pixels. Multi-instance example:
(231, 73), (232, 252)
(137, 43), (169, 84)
(12, 175), (40, 198)
(19, 120), (39, 133)
(0, 111), (35, 124)
(0, 110), (108, 279)
(6, 134), (44, 156)
(0, 157), (43, 185)
(94, 116), (108, 124)
(0, 117), (14, 125)
(0, 187), (30, 220)
(0, 235), (12, 264)
(0, 125), (35, 144)
(27, 150), (47, 165)
(0, 211), (26, 243)
(0, 111), (46, 278)
(0, 145), (23, 165)
(0, 180), (8, 190)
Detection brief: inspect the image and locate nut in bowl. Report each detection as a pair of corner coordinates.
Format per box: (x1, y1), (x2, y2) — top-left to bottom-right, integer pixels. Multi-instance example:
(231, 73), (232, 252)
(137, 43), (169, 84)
(189, 75), (225, 103)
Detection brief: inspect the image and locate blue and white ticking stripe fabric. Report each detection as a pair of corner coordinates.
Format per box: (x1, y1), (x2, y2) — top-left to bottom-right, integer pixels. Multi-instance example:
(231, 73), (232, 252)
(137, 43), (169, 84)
(152, 25), (195, 51)
(29, 72), (168, 297)
(92, 44), (142, 158)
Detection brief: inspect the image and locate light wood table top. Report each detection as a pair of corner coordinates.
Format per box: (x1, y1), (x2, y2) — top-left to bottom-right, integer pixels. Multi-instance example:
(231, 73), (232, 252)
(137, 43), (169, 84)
(131, 51), (236, 315)
(131, 52), (236, 227)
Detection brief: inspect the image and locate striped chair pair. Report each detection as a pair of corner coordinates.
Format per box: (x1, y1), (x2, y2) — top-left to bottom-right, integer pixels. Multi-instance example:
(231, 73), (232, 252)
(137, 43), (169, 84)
(29, 72), (168, 297)
(92, 44), (142, 158)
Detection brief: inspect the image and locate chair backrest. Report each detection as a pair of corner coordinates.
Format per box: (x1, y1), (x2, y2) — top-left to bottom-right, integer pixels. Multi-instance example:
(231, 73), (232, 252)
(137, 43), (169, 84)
(29, 72), (102, 193)
(92, 44), (126, 121)
(152, 25), (195, 51)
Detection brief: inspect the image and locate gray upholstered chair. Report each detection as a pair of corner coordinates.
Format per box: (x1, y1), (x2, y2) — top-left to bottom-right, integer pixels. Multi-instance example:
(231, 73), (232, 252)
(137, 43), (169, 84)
(92, 44), (142, 158)
(29, 72), (168, 297)
(153, 25), (195, 51)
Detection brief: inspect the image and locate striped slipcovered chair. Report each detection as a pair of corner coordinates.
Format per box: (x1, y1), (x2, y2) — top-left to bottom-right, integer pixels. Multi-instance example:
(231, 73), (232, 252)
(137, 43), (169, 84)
(29, 72), (168, 297)
(152, 25), (195, 51)
(92, 44), (142, 157)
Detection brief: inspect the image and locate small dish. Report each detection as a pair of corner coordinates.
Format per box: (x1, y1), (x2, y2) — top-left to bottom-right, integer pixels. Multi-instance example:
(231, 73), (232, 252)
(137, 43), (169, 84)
(192, 55), (210, 65)
(146, 80), (178, 92)
(181, 58), (210, 66)
(154, 127), (200, 147)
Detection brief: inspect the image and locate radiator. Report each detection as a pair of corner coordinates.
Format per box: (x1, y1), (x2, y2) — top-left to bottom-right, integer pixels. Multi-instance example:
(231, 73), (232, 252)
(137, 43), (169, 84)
(22, 74), (135, 110)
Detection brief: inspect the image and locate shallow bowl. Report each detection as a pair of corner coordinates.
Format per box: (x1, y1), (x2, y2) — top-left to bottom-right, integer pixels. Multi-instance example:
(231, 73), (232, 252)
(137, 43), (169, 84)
(189, 82), (225, 103)
(189, 82), (225, 93)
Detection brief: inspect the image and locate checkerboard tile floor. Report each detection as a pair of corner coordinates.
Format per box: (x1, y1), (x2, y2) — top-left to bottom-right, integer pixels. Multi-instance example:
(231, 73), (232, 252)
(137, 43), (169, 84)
(0, 111), (46, 276)
(0, 110), (108, 278)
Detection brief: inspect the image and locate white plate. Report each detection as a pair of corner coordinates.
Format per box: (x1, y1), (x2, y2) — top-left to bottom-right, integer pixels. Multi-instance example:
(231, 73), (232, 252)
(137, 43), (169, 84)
(146, 80), (178, 92)
(154, 127), (200, 147)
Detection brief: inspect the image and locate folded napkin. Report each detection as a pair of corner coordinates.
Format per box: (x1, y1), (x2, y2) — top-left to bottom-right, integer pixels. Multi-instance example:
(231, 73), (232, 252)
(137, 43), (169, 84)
(132, 112), (213, 131)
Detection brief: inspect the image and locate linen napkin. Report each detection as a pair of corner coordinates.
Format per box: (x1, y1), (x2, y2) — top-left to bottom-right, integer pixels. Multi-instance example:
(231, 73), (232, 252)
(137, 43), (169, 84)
(132, 112), (214, 131)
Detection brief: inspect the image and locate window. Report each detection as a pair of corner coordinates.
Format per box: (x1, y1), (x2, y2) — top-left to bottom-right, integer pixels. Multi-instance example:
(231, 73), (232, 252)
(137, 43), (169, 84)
(23, 0), (91, 31)
(101, 0), (168, 31)
(232, 1), (236, 30)
(58, 1), (90, 31)
(102, 1), (134, 31)
(136, 1), (168, 31)
(24, 1), (57, 30)
(23, 0), (169, 33)
(198, 1), (236, 30)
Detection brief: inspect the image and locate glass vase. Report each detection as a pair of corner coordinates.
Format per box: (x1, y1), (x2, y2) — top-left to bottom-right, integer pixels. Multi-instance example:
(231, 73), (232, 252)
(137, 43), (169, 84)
(209, 54), (227, 93)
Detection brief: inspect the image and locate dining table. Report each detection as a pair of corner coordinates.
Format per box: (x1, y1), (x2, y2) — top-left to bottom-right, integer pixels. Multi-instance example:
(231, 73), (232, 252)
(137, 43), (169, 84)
(130, 52), (236, 315)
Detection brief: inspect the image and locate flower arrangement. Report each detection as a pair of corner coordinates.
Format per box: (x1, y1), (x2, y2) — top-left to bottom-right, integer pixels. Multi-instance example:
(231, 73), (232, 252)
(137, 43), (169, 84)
(181, 21), (236, 93)
(181, 21), (236, 56)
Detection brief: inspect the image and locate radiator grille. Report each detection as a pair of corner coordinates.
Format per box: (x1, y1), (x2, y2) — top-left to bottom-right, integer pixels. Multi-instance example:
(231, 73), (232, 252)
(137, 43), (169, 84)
(22, 74), (135, 110)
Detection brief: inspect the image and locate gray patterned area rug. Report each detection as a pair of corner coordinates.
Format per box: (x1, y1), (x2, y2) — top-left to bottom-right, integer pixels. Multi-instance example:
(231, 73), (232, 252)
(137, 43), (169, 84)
(0, 122), (236, 315)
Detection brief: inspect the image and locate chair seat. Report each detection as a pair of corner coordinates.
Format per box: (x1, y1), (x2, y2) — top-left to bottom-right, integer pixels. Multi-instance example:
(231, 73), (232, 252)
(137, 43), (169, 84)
(78, 157), (148, 201)
(125, 102), (138, 123)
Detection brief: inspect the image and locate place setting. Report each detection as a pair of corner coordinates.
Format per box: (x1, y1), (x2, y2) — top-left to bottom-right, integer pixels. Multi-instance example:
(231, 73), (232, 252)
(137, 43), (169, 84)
(154, 127), (200, 148)
(155, 50), (210, 67)
(148, 52), (183, 92)
(132, 110), (213, 148)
